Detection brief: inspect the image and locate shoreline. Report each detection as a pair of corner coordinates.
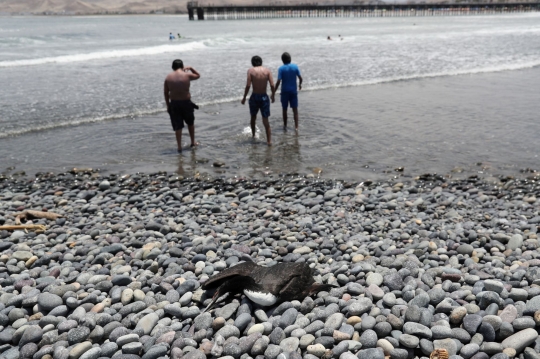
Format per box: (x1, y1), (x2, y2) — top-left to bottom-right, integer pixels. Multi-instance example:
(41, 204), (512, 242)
(0, 170), (539, 358)
(2, 66), (540, 182)
(1, 160), (539, 185)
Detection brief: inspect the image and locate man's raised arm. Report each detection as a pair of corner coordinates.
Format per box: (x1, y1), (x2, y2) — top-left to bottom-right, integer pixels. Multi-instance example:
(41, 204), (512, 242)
(185, 66), (200, 80)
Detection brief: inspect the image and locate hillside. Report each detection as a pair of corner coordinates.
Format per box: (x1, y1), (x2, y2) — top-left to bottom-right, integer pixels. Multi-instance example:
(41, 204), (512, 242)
(0, 0), (200, 14)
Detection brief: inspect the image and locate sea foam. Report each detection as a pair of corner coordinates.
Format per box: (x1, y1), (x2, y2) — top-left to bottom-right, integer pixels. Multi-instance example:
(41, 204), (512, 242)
(0, 41), (207, 68)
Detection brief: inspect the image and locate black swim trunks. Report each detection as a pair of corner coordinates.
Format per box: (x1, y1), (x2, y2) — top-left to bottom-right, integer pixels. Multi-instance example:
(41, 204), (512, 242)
(168, 100), (195, 131)
(249, 93), (271, 118)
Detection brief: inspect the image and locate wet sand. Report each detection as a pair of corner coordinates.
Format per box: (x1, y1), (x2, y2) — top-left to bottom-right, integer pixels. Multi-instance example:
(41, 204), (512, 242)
(1, 67), (539, 180)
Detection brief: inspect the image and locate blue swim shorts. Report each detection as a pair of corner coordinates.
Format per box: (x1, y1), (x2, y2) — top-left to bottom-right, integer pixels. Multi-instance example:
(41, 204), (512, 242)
(249, 93), (271, 118)
(280, 91), (298, 109)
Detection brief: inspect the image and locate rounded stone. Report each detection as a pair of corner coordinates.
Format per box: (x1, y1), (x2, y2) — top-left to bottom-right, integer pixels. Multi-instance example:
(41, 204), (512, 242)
(399, 334), (419, 348)
(460, 343), (480, 359)
(307, 344), (326, 357)
(300, 334), (315, 349)
(390, 348), (409, 359)
(123, 342), (143, 354)
(280, 337), (300, 352)
(79, 347), (102, 359)
(377, 338), (394, 355)
(358, 348), (384, 359)
(248, 324), (266, 335)
(37, 293), (63, 312)
(67, 327), (91, 345)
(450, 307), (467, 324)
(234, 313), (252, 332)
(366, 273), (383, 286)
(359, 330), (377, 348)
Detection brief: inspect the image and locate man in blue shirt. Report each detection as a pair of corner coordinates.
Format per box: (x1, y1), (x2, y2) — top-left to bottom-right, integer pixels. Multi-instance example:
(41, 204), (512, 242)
(272, 52), (303, 131)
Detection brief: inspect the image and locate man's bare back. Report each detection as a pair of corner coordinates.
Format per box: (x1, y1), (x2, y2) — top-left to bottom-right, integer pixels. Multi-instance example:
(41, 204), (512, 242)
(164, 67), (198, 101)
(246, 66), (274, 94)
(164, 60), (200, 152)
(241, 56), (275, 146)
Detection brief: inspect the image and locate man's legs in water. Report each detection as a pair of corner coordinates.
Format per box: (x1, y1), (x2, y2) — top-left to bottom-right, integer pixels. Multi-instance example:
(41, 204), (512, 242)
(187, 125), (198, 147)
(282, 109), (288, 129)
(250, 115), (257, 139)
(292, 107), (299, 131)
(262, 117), (272, 146)
(175, 130), (183, 152)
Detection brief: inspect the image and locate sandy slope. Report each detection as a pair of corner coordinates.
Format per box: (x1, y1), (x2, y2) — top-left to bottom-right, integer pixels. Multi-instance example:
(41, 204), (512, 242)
(0, 0), (198, 14)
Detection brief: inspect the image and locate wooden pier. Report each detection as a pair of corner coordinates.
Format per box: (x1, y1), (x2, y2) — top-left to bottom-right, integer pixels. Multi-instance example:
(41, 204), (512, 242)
(187, 1), (540, 20)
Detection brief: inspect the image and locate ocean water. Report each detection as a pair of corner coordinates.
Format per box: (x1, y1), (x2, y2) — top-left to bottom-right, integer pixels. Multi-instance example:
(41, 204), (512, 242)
(1, 14), (539, 179)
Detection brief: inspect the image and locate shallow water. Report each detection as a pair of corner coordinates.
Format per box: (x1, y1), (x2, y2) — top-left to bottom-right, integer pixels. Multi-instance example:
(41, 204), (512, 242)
(2, 66), (539, 180)
(1, 14), (540, 179)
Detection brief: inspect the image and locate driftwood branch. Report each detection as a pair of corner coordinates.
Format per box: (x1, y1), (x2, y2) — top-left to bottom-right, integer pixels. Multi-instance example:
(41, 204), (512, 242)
(15, 210), (63, 225)
(0, 224), (47, 232)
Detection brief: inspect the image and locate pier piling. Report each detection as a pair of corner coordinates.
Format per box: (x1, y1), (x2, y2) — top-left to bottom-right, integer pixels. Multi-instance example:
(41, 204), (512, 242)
(187, 2), (540, 20)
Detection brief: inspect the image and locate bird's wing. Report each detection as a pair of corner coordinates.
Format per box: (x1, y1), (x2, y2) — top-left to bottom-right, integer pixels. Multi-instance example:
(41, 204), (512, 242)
(202, 261), (259, 289)
(260, 262), (314, 295)
(278, 275), (310, 302)
(278, 263), (335, 301)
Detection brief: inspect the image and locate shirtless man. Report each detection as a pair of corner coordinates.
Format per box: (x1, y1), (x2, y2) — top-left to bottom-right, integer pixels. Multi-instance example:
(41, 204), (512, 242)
(241, 56), (275, 146)
(164, 59), (200, 152)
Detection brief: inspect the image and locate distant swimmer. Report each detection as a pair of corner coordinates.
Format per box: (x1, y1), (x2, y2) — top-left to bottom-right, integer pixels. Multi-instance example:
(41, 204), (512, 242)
(177, 33), (181, 39)
(169, 32), (175, 40)
(327, 36), (332, 40)
(241, 55), (275, 146)
(272, 52), (303, 131)
(164, 59), (201, 152)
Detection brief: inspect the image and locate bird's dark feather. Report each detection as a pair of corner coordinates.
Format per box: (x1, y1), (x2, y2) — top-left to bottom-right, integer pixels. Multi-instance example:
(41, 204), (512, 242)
(247, 262), (314, 295)
(201, 261), (258, 290)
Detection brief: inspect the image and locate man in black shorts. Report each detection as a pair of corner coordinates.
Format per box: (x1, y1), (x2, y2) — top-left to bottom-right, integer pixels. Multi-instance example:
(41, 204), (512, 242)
(164, 59), (200, 152)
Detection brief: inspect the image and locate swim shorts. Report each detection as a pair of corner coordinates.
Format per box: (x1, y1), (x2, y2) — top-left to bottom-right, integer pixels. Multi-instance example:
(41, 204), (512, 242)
(280, 92), (298, 109)
(249, 93), (270, 118)
(168, 100), (195, 131)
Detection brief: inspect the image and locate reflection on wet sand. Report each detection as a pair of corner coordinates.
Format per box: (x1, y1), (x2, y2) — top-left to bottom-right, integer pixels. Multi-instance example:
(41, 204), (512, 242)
(246, 134), (302, 177)
(176, 150), (198, 178)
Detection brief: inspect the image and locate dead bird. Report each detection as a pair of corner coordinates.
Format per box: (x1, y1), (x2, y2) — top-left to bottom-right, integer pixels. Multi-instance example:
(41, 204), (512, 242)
(202, 261), (335, 311)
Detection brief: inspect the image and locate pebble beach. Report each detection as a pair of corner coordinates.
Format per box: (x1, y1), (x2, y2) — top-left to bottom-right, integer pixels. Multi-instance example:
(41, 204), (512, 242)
(0, 169), (539, 359)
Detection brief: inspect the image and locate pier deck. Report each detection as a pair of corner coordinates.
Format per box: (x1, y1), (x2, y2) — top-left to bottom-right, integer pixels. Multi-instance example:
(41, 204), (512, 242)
(187, 2), (540, 20)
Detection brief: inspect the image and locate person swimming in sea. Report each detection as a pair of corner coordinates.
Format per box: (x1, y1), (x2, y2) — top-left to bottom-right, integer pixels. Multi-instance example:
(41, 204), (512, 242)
(327, 36), (332, 40)
(177, 33), (181, 39)
(169, 32), (175, 40)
